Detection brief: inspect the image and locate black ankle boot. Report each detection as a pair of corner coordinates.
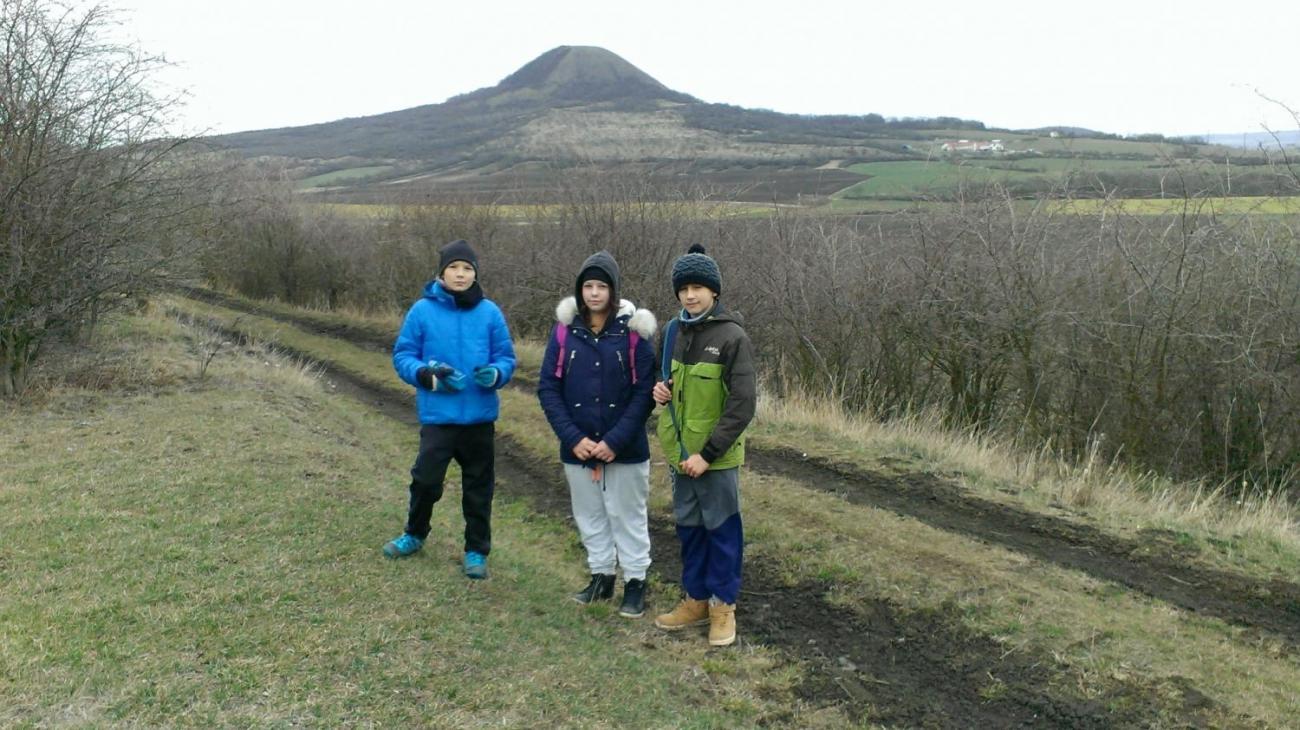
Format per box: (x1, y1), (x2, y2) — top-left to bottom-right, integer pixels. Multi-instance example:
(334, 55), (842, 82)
(618, 578), (647, 618)
(573, 573), (616, 604)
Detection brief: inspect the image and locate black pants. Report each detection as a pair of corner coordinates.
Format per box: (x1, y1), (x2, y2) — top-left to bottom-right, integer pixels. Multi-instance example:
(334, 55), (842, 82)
(405, 422), (495, 555)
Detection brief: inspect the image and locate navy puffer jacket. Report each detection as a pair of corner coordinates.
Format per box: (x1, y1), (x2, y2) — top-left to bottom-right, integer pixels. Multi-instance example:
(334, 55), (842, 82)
(538, 296), (657, 465)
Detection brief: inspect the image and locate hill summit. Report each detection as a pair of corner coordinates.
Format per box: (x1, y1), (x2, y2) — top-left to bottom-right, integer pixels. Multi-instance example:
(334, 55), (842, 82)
(457, 45), (695, 105)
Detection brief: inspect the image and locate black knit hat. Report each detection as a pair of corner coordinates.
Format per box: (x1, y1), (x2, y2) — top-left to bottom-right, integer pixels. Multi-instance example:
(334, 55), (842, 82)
(575, 250), (619, 307)
(671, 243), (721, 296)
(438, 239), (478, 276)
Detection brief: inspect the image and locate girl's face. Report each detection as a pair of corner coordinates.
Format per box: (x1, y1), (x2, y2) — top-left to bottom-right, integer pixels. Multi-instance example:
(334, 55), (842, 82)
(441, 260), (476, 292)
(582, 280), (611, 313)
(677, 283), (715, 316)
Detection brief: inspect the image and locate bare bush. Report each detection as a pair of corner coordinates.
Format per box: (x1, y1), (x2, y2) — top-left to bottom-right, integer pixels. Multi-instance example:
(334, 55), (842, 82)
(1, 0), (200, 396)
(199, 171), (1299, 489)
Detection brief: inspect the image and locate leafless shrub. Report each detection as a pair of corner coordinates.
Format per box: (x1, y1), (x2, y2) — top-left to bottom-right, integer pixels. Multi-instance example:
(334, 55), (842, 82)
(200, 170), (1299, 489)
(1, 0), (204, 396)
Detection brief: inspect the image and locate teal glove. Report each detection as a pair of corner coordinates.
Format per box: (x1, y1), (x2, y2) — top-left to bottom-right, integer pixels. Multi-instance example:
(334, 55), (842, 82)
(473, 365), (500, 388)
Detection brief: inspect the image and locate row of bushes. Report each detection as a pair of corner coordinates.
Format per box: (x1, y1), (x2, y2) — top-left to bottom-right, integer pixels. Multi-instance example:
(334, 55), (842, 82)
(200, 173), (1300, 490)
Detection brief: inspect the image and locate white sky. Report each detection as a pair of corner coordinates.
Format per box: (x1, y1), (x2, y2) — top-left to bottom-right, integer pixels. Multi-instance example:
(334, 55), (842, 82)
(106, 0), (1299, 139)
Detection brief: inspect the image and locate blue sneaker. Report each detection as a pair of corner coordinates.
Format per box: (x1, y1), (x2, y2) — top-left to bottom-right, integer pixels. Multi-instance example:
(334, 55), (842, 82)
(383, 533), (423, 558)
(464, 551), (488, 579)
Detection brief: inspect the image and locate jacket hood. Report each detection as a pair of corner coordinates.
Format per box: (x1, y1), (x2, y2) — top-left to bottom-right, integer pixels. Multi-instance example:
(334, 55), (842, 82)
(555, 296), (657, 338)
(423, 279), (448, 299)
(574, 250), (621, 306)
(423, 279), (483, 309)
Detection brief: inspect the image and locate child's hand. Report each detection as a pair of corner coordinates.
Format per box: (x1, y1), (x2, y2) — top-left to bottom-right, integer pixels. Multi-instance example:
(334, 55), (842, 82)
(591, 441), (616, 463)
(652, 380), (672, 405)
(572, 437), (598, 461)
(678, 454), (710, 477)
(428, 361), (466, 392)
(472, 365), (500, 388)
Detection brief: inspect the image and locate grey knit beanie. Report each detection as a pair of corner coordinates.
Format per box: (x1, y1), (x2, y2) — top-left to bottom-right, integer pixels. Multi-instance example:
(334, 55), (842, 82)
(671, 243), (721, 295)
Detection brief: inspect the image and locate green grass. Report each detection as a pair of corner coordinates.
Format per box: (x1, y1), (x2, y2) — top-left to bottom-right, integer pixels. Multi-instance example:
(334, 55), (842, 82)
(296, 165), (396, 189)
(0, 309), (804, 727)
(836, 158), (1166, 199)
(1054, 195), (1300, 215)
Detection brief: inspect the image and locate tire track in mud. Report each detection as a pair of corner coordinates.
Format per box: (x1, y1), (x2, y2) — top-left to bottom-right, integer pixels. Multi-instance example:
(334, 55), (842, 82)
(750, 449), (1300, 647)
(177, 296), (1220, 727)
(178, 286), (1300, 648)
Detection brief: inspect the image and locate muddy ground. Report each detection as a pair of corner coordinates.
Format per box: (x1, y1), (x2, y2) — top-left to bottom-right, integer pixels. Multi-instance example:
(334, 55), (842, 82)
(172, 291), (1273, 727)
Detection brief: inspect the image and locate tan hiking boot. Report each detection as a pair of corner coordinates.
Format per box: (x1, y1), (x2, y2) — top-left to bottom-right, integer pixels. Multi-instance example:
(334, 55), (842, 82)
(654, 597), (709, 630)
(708, 600), (736, 646)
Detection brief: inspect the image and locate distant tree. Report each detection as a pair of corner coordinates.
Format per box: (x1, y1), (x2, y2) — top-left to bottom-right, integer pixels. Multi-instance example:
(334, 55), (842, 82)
(0, 0), (197, 396)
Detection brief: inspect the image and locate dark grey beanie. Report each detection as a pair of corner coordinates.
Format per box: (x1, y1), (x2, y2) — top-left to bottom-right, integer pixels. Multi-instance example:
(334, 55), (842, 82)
(671, 243), (721, 295)
(438, 239), (478, 276)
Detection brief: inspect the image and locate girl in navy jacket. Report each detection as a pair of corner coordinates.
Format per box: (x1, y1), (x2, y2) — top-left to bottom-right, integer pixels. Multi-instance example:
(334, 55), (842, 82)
(537, 251), (657, 617)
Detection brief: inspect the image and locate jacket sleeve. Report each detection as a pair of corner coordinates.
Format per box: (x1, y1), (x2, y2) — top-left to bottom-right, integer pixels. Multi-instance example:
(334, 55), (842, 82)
(392, 304), (426, 387)
(486, 306), (516, 388)
(537, 326), (587, 452)
(601, 332), (657, 455)
(700, 327), (757, 463)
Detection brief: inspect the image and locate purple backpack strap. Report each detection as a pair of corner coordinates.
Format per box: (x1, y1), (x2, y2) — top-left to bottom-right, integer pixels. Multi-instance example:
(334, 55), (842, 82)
(628, 331), (640, 384)
(553, 323), (567, 379)
(553, 322), (639, 383)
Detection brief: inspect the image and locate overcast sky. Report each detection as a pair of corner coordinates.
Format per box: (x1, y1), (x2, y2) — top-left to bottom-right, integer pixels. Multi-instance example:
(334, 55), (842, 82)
(107, 0), (1298, 139)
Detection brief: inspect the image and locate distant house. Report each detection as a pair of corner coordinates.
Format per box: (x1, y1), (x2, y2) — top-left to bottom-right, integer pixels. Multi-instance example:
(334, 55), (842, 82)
(940, 139), (1005, 153)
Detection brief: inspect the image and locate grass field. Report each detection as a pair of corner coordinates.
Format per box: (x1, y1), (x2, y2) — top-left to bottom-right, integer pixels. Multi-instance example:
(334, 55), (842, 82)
(296, 166), (397, 189)
(5, 296), (1298, 726)
(1053, 195), (1300, 215)
(836, 159), (1166, 199)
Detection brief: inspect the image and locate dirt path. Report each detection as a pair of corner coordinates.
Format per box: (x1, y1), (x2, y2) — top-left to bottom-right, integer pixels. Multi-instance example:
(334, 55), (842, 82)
(179, 286), (1300, 648)
(182, 303), (1222, 727)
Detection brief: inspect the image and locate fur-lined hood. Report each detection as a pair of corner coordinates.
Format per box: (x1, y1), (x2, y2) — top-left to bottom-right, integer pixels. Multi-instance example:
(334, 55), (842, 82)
(555, 296), (657, 338)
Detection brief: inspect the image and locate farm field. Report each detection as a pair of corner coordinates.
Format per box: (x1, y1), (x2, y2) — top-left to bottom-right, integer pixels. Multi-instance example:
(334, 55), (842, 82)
(295, 165), (397, 189)
(837, 158), (1167, 199)
(11, 289), (1287, 726)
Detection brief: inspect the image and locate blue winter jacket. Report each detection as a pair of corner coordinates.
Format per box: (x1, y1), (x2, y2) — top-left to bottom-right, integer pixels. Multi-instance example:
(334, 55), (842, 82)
(393, 280), (516, 425)
(537, 297), (657, 465)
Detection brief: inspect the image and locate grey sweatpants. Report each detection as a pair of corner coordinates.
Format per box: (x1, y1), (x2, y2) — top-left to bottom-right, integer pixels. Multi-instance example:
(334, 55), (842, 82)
(564, 461), (652, 580)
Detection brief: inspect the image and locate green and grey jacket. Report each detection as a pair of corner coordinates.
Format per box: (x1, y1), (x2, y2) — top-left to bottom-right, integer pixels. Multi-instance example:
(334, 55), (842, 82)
(656, 303), (757, 472)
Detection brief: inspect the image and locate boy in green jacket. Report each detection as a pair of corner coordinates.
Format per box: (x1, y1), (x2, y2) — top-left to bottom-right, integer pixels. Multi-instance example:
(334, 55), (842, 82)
(652, 244), (756, 647)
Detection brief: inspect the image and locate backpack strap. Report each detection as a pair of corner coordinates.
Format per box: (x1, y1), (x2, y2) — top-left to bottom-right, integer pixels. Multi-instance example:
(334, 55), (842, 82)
(552, 323), (567, 379)
(555, 321), (641, 384)
(660, 318), (687, 460)
(628, 331), (640, 384)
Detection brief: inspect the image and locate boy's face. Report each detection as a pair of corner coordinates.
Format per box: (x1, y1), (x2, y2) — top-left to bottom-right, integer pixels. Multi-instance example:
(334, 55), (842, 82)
(677, 283), (716, 316)
(441, 260), (476, 292)
(582, 280), (611, 313)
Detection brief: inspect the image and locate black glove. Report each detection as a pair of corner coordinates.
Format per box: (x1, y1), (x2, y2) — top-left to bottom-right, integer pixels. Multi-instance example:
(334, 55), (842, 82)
(416, 367), (435, 390)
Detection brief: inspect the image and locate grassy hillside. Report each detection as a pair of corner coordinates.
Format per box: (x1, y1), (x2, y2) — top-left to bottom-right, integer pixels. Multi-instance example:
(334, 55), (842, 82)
(5, 297), (1299, 726)
(202, 45), (1299, 208)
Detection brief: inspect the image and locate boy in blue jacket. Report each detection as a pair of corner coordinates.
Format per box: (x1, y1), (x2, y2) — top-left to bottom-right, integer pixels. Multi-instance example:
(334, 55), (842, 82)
(537, 251), (658, 617)
(384, 239), (516, 579)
